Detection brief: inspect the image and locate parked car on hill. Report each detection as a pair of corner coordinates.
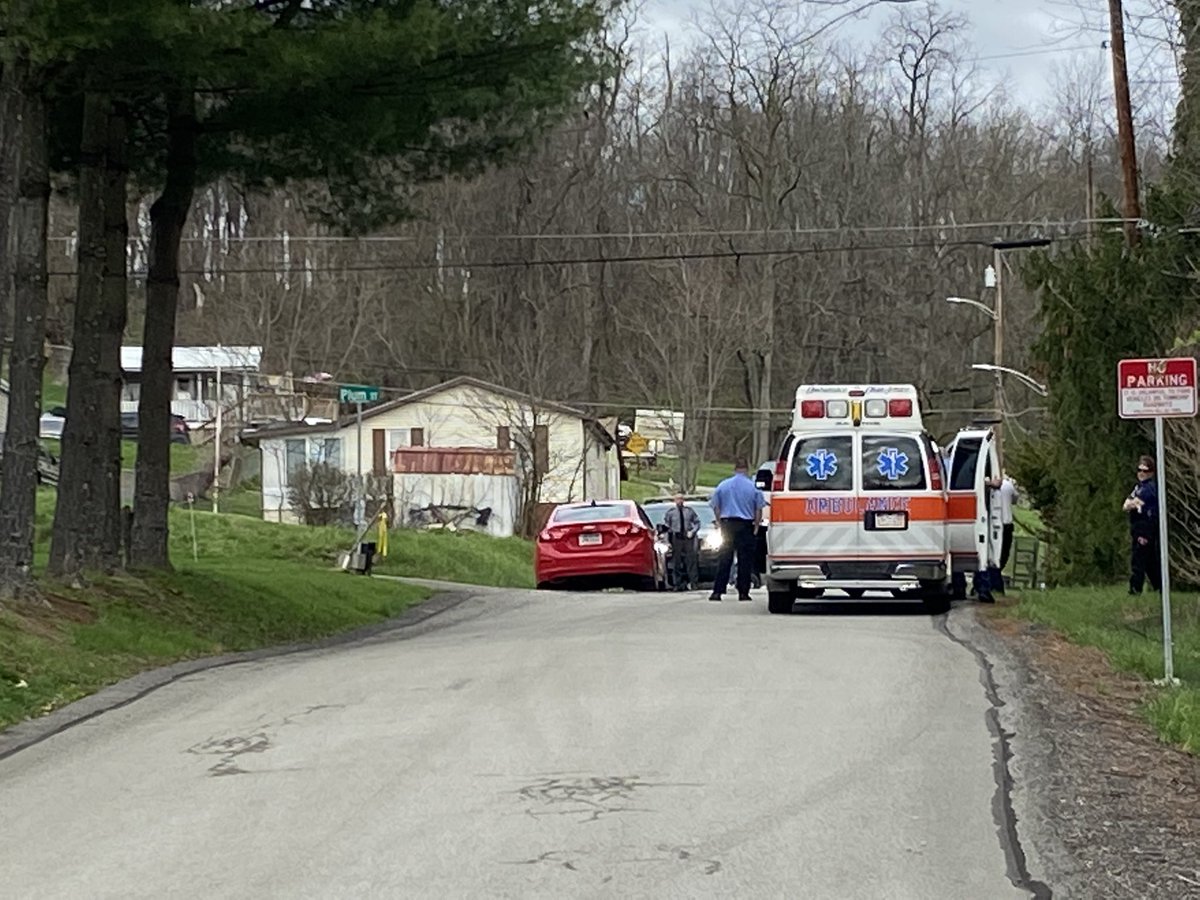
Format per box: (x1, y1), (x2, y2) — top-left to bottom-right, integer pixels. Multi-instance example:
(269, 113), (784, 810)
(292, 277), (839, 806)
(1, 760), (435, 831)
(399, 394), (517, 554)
(121, 411), (192, 445)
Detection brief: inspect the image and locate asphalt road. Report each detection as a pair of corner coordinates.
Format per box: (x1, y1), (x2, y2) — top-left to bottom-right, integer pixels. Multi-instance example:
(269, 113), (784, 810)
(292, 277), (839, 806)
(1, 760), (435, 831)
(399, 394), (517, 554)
(0, 588), (1046, 899)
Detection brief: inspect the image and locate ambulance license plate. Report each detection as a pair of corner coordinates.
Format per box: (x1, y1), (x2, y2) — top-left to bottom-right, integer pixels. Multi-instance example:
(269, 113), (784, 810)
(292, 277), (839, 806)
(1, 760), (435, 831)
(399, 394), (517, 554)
(875, 513), (907, 530)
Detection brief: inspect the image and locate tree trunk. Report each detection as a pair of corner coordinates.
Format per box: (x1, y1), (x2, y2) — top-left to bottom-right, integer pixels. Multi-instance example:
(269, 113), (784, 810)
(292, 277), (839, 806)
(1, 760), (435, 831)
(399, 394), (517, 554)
(130, 90), (196, 570)
(50, 93), (113, 578)
(100, 104), (130, 565)
(0, 63), (17, 362)
(0, 82), (50, 597)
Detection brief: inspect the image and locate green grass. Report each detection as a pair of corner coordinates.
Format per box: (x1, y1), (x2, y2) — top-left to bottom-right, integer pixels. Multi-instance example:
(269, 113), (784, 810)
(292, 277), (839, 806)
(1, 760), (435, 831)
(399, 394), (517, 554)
(42, 438), (206, 475)
(1, 494), (535, 731)
(1002, 585), (1200, 754)
(41, 377), (66, 412)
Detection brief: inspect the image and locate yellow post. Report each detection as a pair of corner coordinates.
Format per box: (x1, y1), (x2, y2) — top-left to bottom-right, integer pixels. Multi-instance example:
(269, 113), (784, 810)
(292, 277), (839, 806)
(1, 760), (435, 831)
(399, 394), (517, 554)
(377, 511), (389, 558)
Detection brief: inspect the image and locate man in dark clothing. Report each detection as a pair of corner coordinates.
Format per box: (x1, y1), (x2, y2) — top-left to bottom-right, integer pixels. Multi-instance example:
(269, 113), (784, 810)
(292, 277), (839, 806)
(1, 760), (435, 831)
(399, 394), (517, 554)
(663, 494), (701, 591)
(709, 458), (766, 602)
(1124, 455), (1161, 594)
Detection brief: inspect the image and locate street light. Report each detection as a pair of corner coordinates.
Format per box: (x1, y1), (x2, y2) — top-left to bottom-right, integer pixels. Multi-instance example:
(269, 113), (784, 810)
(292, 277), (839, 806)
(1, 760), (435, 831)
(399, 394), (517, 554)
(947, 237), (1052, 466)
(945, 296), (997, 320)
(971, 363), (1048, 397)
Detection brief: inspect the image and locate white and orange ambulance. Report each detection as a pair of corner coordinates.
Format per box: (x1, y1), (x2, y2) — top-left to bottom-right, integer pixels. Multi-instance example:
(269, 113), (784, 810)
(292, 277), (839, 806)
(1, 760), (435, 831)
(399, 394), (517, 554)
(764, 384), (1002, 614)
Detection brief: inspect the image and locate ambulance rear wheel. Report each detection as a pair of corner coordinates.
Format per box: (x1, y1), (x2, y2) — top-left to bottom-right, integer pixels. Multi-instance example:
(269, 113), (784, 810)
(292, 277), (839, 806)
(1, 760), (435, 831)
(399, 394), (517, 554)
(767, 590), (794, 615)
(951, 572), (967, 601)
(920, 579), (951, 614)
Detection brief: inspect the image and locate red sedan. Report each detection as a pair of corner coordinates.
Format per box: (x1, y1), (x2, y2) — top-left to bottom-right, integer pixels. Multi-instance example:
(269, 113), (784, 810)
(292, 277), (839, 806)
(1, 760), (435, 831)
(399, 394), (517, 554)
(535, 501), (665, 590)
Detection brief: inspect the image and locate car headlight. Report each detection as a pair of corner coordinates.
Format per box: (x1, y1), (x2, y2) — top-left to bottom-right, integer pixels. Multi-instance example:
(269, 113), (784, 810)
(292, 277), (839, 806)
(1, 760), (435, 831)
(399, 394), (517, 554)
(702, 531), (723, 550)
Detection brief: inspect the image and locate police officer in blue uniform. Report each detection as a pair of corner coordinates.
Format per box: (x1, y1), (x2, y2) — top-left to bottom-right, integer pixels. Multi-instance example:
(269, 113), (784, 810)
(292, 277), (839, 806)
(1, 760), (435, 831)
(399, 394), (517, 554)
(708, 458), (766, 602)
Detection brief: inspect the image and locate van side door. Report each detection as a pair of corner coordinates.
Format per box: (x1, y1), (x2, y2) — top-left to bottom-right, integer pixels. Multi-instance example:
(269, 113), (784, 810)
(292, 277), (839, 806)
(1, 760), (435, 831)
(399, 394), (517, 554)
(945, 429), (1001, 574)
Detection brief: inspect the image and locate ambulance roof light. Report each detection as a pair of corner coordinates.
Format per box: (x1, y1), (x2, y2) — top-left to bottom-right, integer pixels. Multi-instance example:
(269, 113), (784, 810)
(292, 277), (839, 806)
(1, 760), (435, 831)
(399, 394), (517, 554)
(800, 400), (824, 419)
(889, 399), (913, 417)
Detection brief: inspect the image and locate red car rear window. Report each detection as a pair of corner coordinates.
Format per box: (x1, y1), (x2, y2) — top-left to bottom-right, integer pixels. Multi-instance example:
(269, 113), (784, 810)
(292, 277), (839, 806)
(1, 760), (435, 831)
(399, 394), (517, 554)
(552, 504), (631, 523)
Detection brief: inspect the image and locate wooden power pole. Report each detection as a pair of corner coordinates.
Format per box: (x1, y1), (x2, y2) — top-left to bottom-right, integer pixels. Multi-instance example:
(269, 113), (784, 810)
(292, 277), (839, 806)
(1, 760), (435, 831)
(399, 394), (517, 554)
(1108, 0), (1142, 245)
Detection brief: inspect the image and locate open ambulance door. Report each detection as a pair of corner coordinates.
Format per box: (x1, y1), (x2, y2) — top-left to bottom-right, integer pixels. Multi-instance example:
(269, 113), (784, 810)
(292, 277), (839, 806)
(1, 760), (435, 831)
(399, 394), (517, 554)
(945, 429), (1003, 599)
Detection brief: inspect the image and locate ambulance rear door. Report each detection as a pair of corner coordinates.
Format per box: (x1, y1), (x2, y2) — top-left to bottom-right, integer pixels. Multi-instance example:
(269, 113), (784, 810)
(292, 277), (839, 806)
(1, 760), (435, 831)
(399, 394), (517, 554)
(945, 429), (1001, 574)
(769, 431), (858, 565)
(857, 431), (944, 565)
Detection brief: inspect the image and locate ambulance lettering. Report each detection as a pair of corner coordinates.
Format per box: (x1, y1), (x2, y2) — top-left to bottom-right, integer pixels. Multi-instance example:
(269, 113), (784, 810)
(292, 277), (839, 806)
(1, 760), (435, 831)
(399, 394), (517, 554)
(863, 496), (910, 512)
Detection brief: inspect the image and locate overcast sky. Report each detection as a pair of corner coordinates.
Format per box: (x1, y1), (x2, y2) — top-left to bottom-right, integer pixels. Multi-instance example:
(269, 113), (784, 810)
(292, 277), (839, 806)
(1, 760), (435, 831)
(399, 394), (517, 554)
(636, 0), (1172, 114)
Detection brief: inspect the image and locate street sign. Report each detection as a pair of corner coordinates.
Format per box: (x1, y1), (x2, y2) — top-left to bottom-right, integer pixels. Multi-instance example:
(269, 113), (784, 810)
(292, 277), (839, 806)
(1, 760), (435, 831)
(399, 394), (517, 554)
(339, 384), (380, 404)
(1118, 357), (1197, 419)
(624, 432), (648, 455)
(1116, 356), (1196, 687)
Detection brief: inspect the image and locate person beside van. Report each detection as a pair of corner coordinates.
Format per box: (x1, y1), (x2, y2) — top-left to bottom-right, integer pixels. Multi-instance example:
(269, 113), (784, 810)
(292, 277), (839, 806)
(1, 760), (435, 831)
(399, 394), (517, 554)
(1123, 455), (1161, 595)
(995, 473), (1017, 591)
(708, 458), (766, 603)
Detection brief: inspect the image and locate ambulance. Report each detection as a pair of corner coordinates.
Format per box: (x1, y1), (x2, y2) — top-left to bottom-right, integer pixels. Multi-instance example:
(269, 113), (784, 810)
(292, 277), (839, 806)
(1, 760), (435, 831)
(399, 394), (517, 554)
(764, 384), (1002, 615)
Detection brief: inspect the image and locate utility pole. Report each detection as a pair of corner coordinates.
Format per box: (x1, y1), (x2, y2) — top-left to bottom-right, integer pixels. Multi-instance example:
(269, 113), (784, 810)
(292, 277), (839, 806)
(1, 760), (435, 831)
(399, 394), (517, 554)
(1107, 0), (1142, 246)
(988, 238), (1053, 470)
(992, 246), (1004, 467)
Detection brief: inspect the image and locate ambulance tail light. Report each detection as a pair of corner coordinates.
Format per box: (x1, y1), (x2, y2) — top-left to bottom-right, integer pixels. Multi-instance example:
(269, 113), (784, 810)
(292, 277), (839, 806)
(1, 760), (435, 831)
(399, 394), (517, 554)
(928, 457), (943, 491)
(772, 458), (787, 492)
(889, 399), (913, 417)
(800, 400), (824, 419)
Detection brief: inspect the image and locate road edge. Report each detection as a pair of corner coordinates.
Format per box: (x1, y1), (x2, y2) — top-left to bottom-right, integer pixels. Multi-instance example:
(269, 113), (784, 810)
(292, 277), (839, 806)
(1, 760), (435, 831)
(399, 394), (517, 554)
(940, 605), (1059, 899)
(0, 589), (475, 762)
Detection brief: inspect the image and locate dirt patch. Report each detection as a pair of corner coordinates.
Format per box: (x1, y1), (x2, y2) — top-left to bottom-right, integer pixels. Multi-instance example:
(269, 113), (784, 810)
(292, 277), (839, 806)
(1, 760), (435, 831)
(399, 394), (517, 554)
(2, 592), (97, 640)
(981, 606), (1200, 898)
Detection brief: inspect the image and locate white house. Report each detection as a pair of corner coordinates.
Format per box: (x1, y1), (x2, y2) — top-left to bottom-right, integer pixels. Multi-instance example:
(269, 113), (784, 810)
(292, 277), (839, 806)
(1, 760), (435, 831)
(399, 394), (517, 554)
(121, 345), (262, 426)
(247, 376), (620, 536)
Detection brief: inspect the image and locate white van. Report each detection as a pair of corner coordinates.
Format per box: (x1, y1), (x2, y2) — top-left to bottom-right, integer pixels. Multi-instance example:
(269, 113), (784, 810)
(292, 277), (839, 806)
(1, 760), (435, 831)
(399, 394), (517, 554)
(764, 385), (1002, 614)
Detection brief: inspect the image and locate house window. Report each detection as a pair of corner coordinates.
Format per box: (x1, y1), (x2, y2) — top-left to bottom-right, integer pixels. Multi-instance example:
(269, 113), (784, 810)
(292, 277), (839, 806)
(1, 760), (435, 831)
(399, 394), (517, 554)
(284, 436), (341, 482)
(285, 439), (306, 478)
(497, 426), (511, 449)
(318, 437), (342, 467)
(410, 427), (425, 447)
(388, 429), (410, 454)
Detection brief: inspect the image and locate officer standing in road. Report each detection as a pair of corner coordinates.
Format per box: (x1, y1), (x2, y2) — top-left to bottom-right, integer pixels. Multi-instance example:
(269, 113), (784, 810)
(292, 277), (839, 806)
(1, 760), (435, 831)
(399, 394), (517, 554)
(663, 493), (701, 591)
(708, 458), (766, 603)
(1123, 455), (1161, 595)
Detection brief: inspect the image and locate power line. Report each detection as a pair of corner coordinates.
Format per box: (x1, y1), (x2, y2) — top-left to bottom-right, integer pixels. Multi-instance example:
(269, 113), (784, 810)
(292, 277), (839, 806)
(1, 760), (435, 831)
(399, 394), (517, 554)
(47, 232), (1087, 279)
(44, 216), (1130, 245)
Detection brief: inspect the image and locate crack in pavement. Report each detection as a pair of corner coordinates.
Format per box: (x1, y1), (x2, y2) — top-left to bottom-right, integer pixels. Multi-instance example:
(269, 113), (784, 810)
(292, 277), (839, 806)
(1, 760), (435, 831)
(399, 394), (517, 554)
(935, 609), (1054, 900)
(186, 704), (346, 777)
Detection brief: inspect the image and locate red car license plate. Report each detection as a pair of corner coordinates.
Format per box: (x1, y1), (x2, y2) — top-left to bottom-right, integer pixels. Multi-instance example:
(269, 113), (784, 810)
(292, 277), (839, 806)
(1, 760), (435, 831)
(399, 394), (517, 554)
(578, 533), (602, 546)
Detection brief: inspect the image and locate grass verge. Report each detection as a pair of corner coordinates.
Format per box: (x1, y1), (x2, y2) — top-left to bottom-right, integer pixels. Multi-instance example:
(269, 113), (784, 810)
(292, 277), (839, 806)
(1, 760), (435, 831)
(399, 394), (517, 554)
(998, 585), (1200, 754)
(2, 496), (534, 731)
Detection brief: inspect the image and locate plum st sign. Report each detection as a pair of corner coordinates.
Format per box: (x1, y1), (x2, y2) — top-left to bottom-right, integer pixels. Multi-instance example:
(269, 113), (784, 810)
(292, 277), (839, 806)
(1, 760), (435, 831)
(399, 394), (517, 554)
(339, 384), (382, 499)
(1117, 357), (1198, 686)
(339, 385), (381, 404)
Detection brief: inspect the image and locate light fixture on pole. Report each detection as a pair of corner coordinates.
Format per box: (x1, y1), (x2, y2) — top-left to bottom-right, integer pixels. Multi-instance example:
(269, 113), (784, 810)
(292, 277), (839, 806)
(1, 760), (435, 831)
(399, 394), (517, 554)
(945, 296), (997, 320)
(971, 363), (1048, 397)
